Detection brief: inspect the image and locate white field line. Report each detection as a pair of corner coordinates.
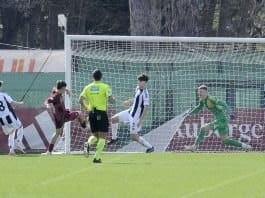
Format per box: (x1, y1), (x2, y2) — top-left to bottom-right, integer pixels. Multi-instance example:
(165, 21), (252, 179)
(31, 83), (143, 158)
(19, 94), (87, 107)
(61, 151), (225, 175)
(180, 168), (265, 198)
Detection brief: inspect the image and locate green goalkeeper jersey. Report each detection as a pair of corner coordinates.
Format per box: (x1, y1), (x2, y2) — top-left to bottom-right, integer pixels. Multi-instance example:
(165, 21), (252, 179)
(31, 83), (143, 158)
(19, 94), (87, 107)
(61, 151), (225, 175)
(189, 95), (231, 121)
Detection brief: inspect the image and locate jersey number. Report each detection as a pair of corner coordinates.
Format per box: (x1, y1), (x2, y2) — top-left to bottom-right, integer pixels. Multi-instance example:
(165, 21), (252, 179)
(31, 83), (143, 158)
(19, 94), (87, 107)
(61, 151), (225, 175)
(0, 101), (5, 111)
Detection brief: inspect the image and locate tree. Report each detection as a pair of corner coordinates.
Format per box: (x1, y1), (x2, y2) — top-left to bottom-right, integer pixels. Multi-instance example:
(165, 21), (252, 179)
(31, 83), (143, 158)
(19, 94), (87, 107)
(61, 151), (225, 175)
(0, 0), (129, 49)
(129, 0), (265, 37)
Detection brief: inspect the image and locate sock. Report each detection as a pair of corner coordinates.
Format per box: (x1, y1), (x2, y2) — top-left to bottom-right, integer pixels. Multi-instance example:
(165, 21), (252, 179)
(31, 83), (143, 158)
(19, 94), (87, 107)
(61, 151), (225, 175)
(138, 136), (152, 148)
(195, 128), (205, 145)
(16, 127), (24, 144)
(111, 123), (118, 140)
(48, 144), (54, 152)
(8, 132), (15, 152)
(223, 139), (242, 147)
(87, 135), (98, 146)
(94, 138), (105, 160)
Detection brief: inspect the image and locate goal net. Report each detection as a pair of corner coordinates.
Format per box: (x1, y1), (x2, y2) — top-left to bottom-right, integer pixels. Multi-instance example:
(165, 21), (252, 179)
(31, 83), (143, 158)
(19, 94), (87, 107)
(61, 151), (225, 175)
(65, 35), (265, 153)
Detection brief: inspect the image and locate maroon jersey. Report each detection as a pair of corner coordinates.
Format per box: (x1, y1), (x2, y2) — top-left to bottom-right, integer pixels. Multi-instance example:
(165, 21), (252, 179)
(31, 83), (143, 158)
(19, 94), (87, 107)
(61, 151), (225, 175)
(45, 89), (79, 129)
(47, 92), (66, 120)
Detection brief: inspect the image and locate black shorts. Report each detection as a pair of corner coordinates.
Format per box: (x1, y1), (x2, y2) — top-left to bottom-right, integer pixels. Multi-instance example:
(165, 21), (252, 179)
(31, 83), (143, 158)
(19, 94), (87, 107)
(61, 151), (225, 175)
(89, 109), (109, 133)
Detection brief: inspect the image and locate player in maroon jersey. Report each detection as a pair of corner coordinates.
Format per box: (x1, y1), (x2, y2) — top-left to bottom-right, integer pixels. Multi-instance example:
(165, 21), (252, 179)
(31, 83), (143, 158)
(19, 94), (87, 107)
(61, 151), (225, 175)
(44, 80), (86, 154)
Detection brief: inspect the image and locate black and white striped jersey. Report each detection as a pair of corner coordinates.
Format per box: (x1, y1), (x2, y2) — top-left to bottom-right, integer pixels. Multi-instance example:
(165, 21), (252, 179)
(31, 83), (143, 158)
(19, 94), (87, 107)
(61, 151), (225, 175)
(0, 92), (14, 118)
(129, 87), (150, 119)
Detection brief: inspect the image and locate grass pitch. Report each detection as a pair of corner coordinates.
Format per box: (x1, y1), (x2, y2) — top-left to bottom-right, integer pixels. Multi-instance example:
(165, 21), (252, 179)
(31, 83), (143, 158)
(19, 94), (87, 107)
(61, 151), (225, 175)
(0, 152), (264, 198)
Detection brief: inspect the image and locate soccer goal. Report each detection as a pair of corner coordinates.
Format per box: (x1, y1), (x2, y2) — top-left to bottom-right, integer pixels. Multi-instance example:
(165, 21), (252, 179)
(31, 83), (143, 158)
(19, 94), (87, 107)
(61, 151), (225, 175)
(64, 35), (265, 154)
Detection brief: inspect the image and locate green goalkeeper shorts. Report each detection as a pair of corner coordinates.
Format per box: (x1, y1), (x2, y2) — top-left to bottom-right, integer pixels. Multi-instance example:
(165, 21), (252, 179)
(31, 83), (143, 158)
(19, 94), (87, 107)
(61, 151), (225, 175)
(209, 119), (229, 136)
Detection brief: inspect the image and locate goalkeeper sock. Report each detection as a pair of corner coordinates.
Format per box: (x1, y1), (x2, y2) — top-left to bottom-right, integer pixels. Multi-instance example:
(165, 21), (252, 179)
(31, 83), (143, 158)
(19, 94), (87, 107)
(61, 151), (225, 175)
(139, 136), (152, 148)
(195, 128), (205, 145)
(94, 138), (105, 160)
(223, 138), (242, 147)
(87, 135), (98, 146)
(111, 123), (118, 139)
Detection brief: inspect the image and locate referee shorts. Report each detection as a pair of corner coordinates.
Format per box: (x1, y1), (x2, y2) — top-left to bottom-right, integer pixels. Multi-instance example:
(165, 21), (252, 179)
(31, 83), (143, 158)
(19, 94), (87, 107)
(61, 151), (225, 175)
(89, 109), (109, 133)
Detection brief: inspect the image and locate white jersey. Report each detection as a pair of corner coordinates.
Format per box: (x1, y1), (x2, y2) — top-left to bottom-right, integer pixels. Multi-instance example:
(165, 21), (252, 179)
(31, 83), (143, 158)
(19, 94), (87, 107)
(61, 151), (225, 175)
(116, 87), (150, 133)
(129, 87), (150, 119)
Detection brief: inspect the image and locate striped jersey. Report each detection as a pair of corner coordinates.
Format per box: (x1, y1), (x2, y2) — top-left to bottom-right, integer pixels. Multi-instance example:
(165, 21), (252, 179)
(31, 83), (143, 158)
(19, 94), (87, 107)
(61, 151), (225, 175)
(130, 87), (150, 119)
(0, 92), (15, 118)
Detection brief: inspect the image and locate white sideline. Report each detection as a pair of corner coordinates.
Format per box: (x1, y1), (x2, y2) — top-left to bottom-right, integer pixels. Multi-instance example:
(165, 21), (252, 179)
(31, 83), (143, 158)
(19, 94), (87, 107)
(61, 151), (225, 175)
(118, 109), (190, 152)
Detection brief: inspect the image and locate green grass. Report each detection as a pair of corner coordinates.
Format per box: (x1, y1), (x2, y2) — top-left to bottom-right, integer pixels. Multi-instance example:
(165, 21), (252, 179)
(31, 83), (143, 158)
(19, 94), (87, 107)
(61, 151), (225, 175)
(0, 152), (265, 198)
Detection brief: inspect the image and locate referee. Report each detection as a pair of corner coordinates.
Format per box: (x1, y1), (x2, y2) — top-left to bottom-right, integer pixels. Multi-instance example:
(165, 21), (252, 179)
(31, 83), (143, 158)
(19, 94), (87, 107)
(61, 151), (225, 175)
(79, 69), (115, 163)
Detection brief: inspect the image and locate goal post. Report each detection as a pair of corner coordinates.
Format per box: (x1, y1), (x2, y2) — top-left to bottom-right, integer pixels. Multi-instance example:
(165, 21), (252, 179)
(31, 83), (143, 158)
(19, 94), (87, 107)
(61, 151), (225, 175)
(64, 35), (265, 153)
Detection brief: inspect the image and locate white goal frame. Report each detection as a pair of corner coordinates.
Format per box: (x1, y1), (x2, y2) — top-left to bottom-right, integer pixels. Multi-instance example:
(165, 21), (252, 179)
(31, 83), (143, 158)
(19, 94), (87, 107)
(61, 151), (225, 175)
(64, 35), (265, 154)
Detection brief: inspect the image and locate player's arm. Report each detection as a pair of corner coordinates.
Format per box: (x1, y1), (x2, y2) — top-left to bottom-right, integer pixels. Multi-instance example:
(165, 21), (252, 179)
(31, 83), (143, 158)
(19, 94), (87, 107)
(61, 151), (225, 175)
(4, 94), (23, 108)
(108, 96), (115, 104)
(106, 85), (115, 104)
(11, 100), (24, 108)
(189, 100), (204, 116)
(122, 98), (133, 107)
(45, 96), (56, 113)
(65, 88), (71, 97)
(79, 95), (88, 110)
(79, 86), (90, 110)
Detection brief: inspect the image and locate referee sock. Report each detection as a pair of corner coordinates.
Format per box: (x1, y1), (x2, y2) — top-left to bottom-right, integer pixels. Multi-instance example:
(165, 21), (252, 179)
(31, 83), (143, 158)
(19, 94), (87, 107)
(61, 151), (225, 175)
(111, 123), (118, 140)
(195, 128), (205, 145)
(87, 135), (98, 146)
(94, 138), (105, 160)
(139, 136), (152, 148)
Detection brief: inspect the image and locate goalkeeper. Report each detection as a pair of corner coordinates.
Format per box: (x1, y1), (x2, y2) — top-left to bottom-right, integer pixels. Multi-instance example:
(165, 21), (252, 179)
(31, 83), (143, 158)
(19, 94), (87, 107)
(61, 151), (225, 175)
(184, 85), (251, 151)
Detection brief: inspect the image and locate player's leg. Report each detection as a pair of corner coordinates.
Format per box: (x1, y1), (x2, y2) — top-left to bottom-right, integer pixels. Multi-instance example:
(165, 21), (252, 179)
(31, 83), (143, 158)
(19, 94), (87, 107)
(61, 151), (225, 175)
(195, 124), (210, 145)
(66, 110), (86, 129)
(7, 116), (25, 153)
(108, 110), (129, 145)
(15, 126), (24, 145)
(218, 122), (251, 150)
(11, 117), (25, 153)
(2, 115), (21, 155)
(93, 132), (106, 163)
(84, 111), (98, 156)
(47, 127), (63, 154)
(109, 115), (119, 142)
(8, 130), (16, 155)
(76, 111), (87, 128)
(130, 119), (154, 153)
(185, 123), (211, 151)
(14, 126), (25, 153)
(93, 110), (109, 163)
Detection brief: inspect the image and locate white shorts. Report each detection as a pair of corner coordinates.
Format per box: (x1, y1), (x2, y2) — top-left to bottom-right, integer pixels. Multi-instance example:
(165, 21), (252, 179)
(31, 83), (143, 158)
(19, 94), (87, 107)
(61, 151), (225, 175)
(0, 114), (22, 135)
(117, 110), (141, 134)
